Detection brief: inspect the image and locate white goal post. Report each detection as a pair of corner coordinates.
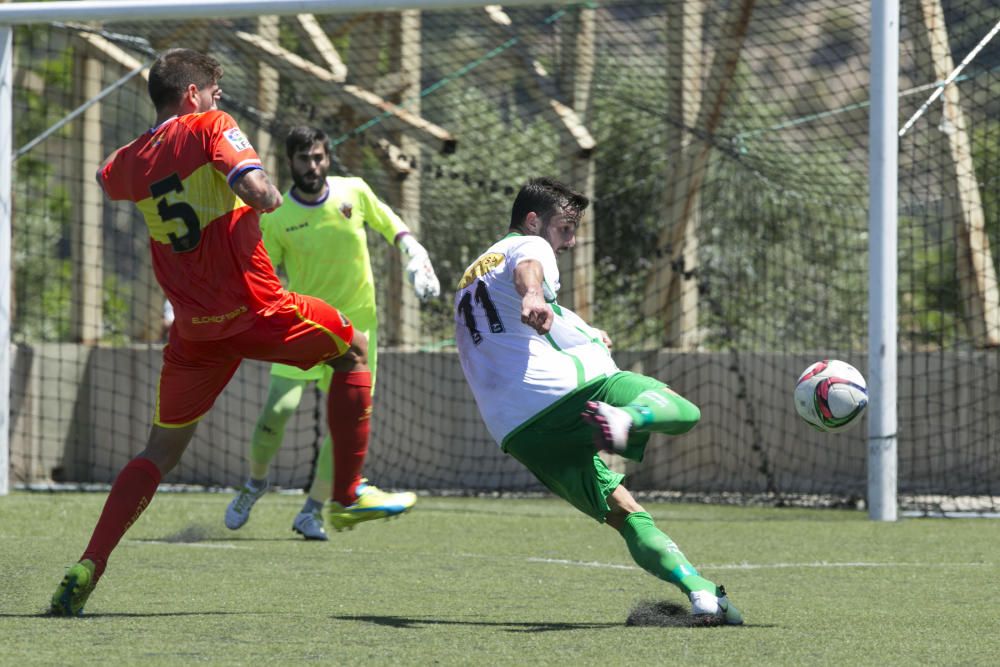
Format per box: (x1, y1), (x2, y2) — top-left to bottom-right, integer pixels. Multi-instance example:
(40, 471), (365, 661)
(0, 0), (901, 520)
(0, 22), (10, 497)
(867, 0), (899, 522)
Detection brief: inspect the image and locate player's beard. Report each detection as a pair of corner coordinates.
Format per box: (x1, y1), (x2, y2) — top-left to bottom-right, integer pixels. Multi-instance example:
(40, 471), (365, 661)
(292, 169), (327, 195)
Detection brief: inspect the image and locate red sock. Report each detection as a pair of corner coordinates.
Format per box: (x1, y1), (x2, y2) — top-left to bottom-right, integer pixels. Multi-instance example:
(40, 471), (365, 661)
(328, 370), (372, 505)
(81, 457), (161, 581)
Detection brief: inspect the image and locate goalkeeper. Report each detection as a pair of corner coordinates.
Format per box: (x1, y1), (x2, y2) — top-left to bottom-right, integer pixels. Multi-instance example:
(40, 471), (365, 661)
(454, 177), (743, 625)
(225, 126), (440, 540)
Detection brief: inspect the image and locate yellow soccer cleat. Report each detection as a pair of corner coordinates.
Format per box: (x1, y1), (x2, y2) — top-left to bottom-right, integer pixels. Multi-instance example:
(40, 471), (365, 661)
(326, 480), (416, 532)
(49, 559), (97, 617)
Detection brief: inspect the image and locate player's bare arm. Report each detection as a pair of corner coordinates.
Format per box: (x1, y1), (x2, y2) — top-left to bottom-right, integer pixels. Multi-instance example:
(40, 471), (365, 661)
(95, 148), (121, 195)
(232, 169), (282, 213)
(514, 259), (553, 335)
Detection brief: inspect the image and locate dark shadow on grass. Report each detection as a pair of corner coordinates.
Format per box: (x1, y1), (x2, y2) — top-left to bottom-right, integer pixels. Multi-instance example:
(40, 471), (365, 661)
(626, 600), (730, 628)
(146, 526), (324, 544)
(332, 614), (619, 633)
(8, 611), (257, 619)
(625, 600), (771, 629)
(138, 523), (306, 544)
(143, 537), (302, 543)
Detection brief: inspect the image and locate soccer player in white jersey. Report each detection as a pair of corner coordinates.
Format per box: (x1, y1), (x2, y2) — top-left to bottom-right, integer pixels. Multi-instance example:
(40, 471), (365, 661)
(225, 126), (438, 538)
(454, 177), (743, 625)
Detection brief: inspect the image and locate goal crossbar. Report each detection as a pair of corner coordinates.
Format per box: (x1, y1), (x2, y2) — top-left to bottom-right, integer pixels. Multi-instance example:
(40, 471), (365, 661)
(0, 0), (547, 25)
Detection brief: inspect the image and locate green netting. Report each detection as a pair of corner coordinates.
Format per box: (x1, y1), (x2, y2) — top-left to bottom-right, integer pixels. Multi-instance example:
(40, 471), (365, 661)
(7, 1), (1000, 512)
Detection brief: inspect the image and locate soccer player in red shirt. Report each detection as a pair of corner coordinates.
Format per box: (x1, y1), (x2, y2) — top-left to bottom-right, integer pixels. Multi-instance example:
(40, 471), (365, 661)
(49, 48), (416, 616)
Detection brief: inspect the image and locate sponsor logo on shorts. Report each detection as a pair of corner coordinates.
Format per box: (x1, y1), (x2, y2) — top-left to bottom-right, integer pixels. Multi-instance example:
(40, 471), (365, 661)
(191, 305), (248, 325)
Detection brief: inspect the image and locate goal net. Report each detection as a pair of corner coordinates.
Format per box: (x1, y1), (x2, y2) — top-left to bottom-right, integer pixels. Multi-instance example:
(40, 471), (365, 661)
(5, 0), (1000, 513)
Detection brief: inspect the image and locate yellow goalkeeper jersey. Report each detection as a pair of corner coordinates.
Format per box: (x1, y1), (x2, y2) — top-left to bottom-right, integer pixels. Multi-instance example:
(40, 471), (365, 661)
(260, 176), (409, 380)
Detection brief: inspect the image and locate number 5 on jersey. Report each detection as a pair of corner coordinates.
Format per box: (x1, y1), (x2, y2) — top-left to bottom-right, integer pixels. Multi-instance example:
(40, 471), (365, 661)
(150, 173), (202, 253)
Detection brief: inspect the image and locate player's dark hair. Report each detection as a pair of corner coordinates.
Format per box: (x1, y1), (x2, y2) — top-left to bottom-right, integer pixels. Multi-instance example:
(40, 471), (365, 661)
(148, 48), (223, 112)
(510, 177), (589, 230)
(286, 126), (332, 160)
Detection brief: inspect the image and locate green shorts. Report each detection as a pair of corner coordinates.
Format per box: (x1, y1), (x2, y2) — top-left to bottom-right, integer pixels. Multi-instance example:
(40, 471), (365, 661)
(502, 371), (668, 523)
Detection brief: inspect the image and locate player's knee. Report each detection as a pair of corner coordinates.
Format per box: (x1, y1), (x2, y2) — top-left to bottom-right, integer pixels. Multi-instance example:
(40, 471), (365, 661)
(606, 484), (645, 530)
(142, 424), (196, 473)
(673, 398), (701, 434)
(353, 329), (368, 345)
(349, 330), (368, 361)
(328, 341), (367, 373)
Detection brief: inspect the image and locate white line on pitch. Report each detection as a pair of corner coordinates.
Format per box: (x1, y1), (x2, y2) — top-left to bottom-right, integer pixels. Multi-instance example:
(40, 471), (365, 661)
(703, 561), (989, 570)
(120, 543), (991, 571)
(128, 540), (246, 549)
(525, 557), (990, 571)
(527, 557), (638, 570)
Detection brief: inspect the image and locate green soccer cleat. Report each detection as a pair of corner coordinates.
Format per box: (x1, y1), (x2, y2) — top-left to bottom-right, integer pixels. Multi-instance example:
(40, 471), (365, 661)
(325, 480), (416, 532)
(49, 559), (97, 617)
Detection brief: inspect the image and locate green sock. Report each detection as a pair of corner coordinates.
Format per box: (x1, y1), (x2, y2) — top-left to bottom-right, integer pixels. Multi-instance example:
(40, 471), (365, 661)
(620, 387), (701, 436)
(620, 511), (716, 595)
(249, 375), (307, 478)
(307, 434), (333, 504)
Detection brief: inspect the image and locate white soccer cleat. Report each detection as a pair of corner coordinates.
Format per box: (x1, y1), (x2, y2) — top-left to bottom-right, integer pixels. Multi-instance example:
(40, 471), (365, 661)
(581, 400), (633, 453)
(292, 510), (329, 541)
(690, 585), (744, 626)
(225, 482), (267, 530)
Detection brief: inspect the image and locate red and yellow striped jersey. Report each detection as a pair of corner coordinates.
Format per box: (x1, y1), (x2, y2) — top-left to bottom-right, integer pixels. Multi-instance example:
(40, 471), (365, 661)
(101, 110), (289, 341)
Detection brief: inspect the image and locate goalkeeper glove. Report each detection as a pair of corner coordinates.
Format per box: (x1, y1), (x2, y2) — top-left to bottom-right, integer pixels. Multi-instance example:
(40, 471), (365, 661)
(398, 233), (440, 301)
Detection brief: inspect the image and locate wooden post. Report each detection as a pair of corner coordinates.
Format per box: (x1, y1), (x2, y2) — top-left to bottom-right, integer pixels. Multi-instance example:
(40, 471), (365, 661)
(73, 30), (161, 342)
(484, 6), (594, 160)
(642, 0), (754, 348)
(384, 10), (422, 348)
(231, 29), (453, 153)
(558, 5), (596, 323)
(662, 0), (702, 349)
(295, 14), (348, 81)
(255, 15), (280, 176)
(70, 52), (104, 344)
(336, 13), (378, 177)
(917, 0), (1000, 347)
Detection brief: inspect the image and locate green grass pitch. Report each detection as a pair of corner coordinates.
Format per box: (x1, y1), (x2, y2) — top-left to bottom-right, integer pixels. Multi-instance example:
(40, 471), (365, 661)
(2, 492), (999, 665)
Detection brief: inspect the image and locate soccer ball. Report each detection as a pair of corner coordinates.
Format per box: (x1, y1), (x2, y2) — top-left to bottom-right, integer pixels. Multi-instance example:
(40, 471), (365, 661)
(794, 360), (868, 432)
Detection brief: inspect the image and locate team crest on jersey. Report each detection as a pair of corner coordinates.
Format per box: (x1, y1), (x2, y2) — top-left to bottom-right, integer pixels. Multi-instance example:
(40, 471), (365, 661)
(223, 127), (252, 152)
(457, 252), (505, 289)
(339, 202), (353, 219)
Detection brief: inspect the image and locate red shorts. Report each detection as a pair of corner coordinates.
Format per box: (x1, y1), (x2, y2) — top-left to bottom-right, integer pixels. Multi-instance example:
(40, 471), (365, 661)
(155, 292), (353, 426)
